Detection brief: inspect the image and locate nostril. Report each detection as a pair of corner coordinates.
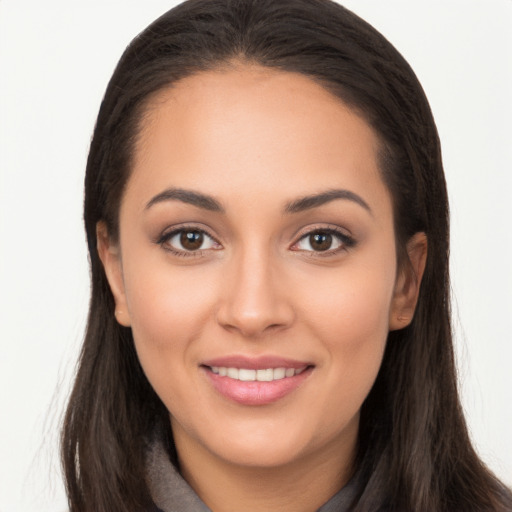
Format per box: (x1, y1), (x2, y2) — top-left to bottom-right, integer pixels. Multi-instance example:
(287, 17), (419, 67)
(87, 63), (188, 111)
(214, 269), (295, 336)
(266, 323), (285, 332)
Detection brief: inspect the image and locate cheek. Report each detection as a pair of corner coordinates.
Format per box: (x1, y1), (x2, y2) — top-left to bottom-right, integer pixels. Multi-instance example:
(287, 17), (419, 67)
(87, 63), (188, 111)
(121, 256), (218, 381)
(300, 258), (396, 343)
(124, 250), (215, 334)
(297, 254), (396, 396)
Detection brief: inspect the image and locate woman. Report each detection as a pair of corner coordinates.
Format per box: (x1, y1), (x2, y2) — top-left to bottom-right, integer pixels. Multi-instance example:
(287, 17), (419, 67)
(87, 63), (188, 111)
(61, 0), (512, 510)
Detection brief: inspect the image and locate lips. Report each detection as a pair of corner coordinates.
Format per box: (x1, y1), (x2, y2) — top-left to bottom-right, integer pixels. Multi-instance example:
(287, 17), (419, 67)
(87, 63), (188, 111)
(201, 355), (313, 405)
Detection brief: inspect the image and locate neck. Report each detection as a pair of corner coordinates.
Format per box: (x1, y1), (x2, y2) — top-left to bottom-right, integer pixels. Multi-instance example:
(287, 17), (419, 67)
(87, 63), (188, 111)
(172, 419), (358, 512)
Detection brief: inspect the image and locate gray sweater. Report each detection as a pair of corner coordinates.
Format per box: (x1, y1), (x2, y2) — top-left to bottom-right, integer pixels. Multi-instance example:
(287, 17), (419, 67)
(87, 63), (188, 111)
(145, 434), (360, 512)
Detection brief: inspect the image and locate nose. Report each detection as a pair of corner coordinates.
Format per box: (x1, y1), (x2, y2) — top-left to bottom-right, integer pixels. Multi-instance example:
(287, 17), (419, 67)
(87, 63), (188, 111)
(215, 247), (295, 338)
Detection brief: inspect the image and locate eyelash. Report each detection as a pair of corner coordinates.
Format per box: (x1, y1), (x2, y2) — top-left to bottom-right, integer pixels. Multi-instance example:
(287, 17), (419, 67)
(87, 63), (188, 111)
(291, 227), (356, 256)
(156, 226), (221, 258)
(156, 225), (355, 258)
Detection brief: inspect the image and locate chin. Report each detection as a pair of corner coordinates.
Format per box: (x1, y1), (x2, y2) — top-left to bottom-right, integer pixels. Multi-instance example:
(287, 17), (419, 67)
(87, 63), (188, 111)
(182, 412), (355, 471)
(208, 434), (312, 469)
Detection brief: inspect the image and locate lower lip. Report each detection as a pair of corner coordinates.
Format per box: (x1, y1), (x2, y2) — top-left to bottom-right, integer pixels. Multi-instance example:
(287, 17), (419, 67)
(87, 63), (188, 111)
(202, 366), (313, 406)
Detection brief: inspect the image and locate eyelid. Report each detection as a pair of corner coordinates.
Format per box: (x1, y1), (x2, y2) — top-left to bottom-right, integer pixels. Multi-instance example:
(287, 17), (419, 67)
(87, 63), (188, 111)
(290, 224), (356, 254)
(156, 224), (222, 256)
(154, 222), (355, 257)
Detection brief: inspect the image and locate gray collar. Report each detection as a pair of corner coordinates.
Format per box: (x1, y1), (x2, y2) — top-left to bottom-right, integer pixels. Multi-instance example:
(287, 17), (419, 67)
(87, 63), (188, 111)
(146, 435), (210, 512)
(146, 434), (359, 512)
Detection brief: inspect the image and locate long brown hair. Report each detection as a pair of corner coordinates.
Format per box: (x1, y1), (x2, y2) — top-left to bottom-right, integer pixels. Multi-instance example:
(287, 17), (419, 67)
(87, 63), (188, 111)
(62, 1), (512, 510)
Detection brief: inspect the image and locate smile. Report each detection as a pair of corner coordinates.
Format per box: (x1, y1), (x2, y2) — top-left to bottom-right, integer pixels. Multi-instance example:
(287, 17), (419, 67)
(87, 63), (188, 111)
(209, 366), (307, 381)
(201, 358), (314, 405)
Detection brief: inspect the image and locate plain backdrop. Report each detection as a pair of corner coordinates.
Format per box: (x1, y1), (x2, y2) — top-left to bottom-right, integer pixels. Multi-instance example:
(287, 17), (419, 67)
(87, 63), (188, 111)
(0, 1), (511, 511)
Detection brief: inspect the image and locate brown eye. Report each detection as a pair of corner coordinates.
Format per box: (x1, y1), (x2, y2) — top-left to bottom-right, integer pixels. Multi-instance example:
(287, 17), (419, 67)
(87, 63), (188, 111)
(180, 230), (204, 250)
(309, 232), (333, 251)
(293, 229), (351, 253)
(162, 228), (219, 254)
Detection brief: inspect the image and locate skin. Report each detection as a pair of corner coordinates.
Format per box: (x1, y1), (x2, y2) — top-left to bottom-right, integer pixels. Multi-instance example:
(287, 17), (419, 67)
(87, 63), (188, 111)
(98, 65), (427, 512)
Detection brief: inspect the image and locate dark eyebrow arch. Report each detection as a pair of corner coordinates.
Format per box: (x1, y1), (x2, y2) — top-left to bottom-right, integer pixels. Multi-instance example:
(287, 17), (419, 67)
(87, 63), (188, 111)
(284, 189), (372, 215)
(145, 187), (224, 212)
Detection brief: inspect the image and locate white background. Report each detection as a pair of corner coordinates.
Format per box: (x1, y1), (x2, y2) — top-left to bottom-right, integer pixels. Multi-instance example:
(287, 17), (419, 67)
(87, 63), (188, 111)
(0, 1), (511, 511)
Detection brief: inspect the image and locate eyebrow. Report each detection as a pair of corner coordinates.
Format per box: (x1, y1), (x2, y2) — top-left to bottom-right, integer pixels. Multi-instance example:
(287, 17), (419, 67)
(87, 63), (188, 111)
(145, 188), (224, 212)
(284, 189), (372, 215)
(145, 187), (371, 216)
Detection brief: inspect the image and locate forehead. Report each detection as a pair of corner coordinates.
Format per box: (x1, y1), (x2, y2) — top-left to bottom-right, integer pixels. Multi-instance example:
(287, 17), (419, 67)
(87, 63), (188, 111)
(126, 65), (390, 215)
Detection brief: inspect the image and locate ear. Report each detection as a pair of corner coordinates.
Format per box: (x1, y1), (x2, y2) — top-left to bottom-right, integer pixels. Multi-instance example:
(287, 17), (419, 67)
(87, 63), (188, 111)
(96, 221), (131, 327)
(389, 232), (427, 331)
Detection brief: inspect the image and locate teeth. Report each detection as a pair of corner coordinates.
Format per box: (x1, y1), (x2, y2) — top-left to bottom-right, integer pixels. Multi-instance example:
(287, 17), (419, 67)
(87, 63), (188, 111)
(227, 367), (239, 379)
(238, 369), (256, 381)
(210, 366), (306, 381)
(273, 367), (285, 380)
(256, 368), (273, 382)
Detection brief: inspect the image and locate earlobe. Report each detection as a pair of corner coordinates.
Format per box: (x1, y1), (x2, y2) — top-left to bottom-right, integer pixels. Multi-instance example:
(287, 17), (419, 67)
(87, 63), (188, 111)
(96, 222), (131, 327)
(389, 232), (427, 331)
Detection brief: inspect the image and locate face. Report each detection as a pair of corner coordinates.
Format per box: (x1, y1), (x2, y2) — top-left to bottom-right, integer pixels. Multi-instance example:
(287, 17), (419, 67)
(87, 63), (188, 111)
(99, 65), (425, 473)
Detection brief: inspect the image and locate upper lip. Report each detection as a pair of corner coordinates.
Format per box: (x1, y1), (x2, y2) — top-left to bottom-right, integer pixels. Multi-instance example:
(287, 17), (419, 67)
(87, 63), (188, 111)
(201, 355), (313, 370)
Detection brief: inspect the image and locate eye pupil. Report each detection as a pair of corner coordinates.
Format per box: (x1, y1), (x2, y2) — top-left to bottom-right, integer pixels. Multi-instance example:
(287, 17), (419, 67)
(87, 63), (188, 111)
(180, 230), (203, 250)
(310, 232), (332, 251)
